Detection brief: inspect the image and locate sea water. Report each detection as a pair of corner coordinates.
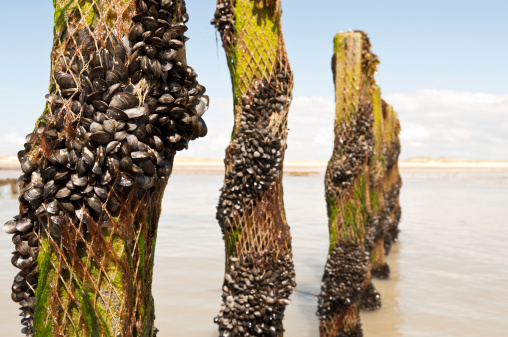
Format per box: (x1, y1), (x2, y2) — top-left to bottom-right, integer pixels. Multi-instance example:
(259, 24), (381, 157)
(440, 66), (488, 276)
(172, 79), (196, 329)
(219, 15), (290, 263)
(0, 168), (507, 336)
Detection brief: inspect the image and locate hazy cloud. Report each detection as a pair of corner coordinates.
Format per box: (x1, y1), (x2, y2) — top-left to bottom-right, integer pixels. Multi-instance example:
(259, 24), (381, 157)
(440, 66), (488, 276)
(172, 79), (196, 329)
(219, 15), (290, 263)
(1, 90), (505, 161)
(183, 96), (336, 161)
(386, 89), (508, 160)
(186, 89), (508, 161)
(0, 133), (25, 156)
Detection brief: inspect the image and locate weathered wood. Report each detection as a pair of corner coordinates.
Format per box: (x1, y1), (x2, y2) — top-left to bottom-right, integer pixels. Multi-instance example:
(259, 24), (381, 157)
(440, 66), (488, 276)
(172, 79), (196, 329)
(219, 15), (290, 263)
(318, 30), (403, 336)
(212, 1), (295, 336)
(5, 1), (208, 336)
(318, 31), (381, 337)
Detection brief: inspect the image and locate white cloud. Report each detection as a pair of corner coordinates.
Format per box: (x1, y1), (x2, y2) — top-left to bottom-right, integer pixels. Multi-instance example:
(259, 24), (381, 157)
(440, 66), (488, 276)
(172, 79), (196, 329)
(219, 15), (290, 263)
(386, 89), (508, 160)
(183, 95), (337, 161)
(3, 90), (505, 161)
(0, 133), (25, 156)
(184, 90), (508, 161)
(399, 123), (430, 142)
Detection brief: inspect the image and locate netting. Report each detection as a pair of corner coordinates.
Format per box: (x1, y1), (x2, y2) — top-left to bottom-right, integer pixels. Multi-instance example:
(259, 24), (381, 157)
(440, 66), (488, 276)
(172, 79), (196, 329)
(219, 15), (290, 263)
(319, 31), (403, 336)
(318, 31), (381, 337)
(4, 0), (208, 335)
(364, 86), (391, 280)
(381, 101), (402, 254)
(212, 1), (295, 336)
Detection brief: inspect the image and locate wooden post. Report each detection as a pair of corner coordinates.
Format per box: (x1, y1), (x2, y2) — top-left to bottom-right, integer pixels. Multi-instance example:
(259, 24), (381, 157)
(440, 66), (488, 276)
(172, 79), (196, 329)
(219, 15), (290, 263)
(317, 31), (382, 336)
(318, 30), (403, 336)
(211, 1), (295, 336)
(4, 1), (208, 336)
(364, 86), (391, 281)
(381, 101), (402, 255)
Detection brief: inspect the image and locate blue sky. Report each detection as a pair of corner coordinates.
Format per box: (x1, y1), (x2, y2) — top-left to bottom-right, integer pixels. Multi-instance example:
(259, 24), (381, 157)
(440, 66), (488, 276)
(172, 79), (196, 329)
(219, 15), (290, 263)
(0, 1), (507, 160)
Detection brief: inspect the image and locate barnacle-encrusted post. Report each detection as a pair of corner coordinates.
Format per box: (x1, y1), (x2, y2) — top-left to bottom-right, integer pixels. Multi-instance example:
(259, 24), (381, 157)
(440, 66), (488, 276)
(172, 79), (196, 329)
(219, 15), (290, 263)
(364, 86), (391, 281)
(364, 91), (403, 282)
(211, 0), (295, 336)
(4, 1), (208, 336)
(381, 100), (402, 255)
(317, 31), (381, 337)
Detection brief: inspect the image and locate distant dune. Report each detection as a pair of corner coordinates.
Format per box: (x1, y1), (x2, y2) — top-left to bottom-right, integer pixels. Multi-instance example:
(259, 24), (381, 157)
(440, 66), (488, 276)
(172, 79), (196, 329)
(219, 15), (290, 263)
(1, 155), (507, 173)
(0, 155), (20, 169)
(399, 157), (508, 168)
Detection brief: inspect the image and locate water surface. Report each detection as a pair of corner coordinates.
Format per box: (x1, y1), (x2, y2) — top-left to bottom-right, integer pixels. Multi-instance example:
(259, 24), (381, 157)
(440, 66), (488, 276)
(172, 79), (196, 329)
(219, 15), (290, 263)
(0, 168), (507, 336)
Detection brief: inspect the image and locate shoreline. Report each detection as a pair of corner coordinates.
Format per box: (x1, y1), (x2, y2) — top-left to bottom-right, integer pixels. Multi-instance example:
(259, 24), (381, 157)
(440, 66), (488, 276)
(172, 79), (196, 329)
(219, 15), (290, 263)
(0, 156), (506, 176)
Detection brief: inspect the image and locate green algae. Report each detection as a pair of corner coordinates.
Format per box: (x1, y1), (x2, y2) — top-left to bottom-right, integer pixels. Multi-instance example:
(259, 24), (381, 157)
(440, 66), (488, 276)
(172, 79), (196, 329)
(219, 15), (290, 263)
(227, 226), (243, 257)
(34, 237), (54, 336)
(76, 288), (101, 336)
(327, 196), (339, 253)
(332, 32), (363, 124)
(230, 0), (279, 100)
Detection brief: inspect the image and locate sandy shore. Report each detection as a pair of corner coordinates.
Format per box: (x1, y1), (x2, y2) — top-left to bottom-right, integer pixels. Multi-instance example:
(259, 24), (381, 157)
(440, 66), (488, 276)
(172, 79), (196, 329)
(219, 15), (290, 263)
(1, 155), (506, 174)
(143, 156), (508, 172)
(0, 155), (20, 170)
(398, 157), (508, 169)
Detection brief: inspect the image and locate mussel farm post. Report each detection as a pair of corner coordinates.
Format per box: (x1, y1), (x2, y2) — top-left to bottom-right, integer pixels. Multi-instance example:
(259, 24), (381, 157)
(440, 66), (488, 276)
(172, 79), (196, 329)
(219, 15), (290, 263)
(317, 31), (382, 337)
(211, 0), (295, 336)
(381, 101), (402, 255)
(4, 0), (208, 336)
(363, 90), (403, 282)
(364, 86), (391, 281)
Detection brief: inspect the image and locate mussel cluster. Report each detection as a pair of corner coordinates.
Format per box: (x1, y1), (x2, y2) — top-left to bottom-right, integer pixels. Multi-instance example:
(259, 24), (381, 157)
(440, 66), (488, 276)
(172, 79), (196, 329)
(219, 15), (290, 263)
(360, 282), (381, 311)
(4, 0), (207, 335)
(326, 103), (374, 198)
(215, 253), (295, 337)
(383, 174), (402, 253)
(364, 214), (386, 253)
(215, 68), (294, 335)
(3, 218), (37, 335)
(317, 244), (368, 321)
(371, 262), (390, 281)
(333, 328), (363, 337)
(383, 138), (402, 254)
(216, 76), (289, 230)
(385, 140), (401, 172)
(365, 215), (391, 280)
(211, 0), (235, 42)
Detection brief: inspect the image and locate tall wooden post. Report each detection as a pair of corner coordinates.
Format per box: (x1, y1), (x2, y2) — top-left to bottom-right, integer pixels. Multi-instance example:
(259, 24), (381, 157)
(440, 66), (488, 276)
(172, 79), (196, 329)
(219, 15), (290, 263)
(317, 31), (381, 337)
(381, 101), (402, 255)
(212, 1), (295, 336)
(318, 30), (403, 336)
(4, 1), (208, 336)
(364, 86), (391, 281)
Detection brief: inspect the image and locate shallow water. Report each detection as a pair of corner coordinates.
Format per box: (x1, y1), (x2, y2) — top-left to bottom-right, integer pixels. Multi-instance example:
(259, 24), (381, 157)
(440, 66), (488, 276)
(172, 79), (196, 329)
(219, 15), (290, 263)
(1, 168), (507, 336)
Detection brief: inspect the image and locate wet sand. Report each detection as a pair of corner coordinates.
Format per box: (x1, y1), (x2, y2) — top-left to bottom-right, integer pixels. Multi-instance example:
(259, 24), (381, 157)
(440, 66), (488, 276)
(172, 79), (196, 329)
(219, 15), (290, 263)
(1, 167), (507, 336)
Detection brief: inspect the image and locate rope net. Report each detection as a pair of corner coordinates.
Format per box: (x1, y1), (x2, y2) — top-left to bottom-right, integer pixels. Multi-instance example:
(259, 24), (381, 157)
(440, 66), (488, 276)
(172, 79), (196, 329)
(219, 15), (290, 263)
(4, 0), (208, 335)
(319, 30), (403, 337)
(212, 1), (295, 336)
(381, 101), (402, 254)
(318, 31), (382, 337)
(363, 86), (391, 280)
(365, 93), (403, 279)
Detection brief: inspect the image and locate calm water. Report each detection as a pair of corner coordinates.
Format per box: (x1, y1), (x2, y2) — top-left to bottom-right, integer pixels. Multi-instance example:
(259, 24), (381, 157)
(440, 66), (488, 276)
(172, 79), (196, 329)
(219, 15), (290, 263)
(1, 168), (507, 336)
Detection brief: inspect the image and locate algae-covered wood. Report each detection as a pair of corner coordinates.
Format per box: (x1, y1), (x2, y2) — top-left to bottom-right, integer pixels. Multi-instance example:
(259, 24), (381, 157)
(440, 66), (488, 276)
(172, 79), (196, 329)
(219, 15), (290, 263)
(318, 31), (380, 337)
(5, 0), (208, 336)
(318, 30), (403, 337)
(212, 1), (295, 336)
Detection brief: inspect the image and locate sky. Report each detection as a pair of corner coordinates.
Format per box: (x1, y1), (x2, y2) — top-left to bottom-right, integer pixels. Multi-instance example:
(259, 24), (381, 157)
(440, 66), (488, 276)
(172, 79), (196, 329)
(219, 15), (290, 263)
(0, 0), (507, 160)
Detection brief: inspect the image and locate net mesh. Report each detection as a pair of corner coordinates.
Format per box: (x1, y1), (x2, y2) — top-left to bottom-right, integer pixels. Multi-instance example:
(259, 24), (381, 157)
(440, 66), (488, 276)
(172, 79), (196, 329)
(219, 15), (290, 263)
(212, 1), (295, 336)
(5, 0), (208, 335)
(381, 101), (402, 254)
(364, 86), (390, 280)
(318, 31), (383, 336)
